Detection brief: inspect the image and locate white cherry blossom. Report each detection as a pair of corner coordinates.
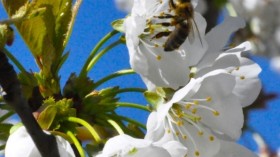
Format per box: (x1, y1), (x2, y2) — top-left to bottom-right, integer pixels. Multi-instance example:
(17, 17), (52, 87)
(5, 126), (75, 157)
(96, 134), (187, 157)
(145, 70), (245, 157)
(124, 0), (208, 89)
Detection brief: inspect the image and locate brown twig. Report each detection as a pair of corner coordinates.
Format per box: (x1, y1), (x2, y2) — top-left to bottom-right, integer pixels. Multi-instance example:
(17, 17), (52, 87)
(0, 50), (60, 157)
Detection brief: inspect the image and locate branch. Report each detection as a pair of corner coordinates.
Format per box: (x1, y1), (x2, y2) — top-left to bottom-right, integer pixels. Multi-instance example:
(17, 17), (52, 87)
(0, 50), (60, 157)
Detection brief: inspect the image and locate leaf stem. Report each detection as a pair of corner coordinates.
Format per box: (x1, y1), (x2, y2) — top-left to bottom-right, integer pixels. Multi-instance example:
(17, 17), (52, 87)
(79, 30), (118, 77)
(65, 117), (102, 143)
(93, 69), (135, 89)
(0, 111), (14, 123)
(66, 130), (85, 157)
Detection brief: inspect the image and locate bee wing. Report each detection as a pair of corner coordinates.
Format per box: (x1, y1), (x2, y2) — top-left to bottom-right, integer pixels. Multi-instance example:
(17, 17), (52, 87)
(187, 21), (195, 44)
(192, 19), (203, 47)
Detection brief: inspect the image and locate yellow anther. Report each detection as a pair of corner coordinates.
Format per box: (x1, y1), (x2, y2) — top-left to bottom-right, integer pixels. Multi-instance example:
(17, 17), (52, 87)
(192, 108), (197, 114)
(240, 76), (245, 80)
(185, 104), (192, 109)
(156, 55), (162, 60)
(193, 100), (199, 105)
(236, 67), (240, 70)
(213, 111), (220, 116)
(167, 129), (171, 134)
(183, 135), (188, 140)
(198, 131), (204, 136)
(196, 116), (202, 121)
(195, 151), (200, 156)
(209, 135), (215, 141)
(176, 132), (180, 136)
(177, 121), (184, 126)
(154, 44), (159, 47)
(206, 96), (212, 102)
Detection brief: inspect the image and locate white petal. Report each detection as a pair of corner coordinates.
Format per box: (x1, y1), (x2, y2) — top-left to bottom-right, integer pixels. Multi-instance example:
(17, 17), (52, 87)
(198, 16), (246, 69)
(114, 0), (134, 13)
(5, 126), (75, 157)
(161, 141), (188, 157)
(215, 140), (258, 157)
(99, 134), (172, 157)
(145, 112), (166, 142)
(196, 72), (243, 139)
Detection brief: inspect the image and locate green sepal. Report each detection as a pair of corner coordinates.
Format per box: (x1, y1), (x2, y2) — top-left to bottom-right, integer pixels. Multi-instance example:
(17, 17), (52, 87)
(63, 73), (95, 98)
(9, 123), (23, 134)
(144, 91), (164, 110)
(111, 19), (125, 33)
(37, 97), (77, 131)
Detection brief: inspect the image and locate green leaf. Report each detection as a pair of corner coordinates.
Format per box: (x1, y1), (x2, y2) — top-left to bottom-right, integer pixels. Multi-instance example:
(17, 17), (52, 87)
(2, 0), (28, 16)
(111, 19), (125, 33)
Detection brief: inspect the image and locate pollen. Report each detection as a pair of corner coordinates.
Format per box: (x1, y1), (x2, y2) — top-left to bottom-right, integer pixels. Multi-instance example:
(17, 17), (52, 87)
(156, 55), (162, 60)
(193, 100), (199, 105)
(154, 44), (159, 47)
(240, 76), (245, 80)
(176, 131), (180, 136)
(236, 67), (240, 70)
(183, 135), (188, 140)
(213, 111), (220, 116)
(209, 135), (215, 141)
(206, 96), (212, 102)
(195, 151), (200, 156)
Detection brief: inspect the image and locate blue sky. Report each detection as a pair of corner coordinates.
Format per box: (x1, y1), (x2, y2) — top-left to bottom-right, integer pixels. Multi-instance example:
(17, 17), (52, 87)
(0, 0), (279, 154)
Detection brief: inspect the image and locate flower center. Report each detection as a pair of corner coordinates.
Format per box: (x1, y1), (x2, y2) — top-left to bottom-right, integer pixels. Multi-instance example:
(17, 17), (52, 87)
(165, 96), (219, 156)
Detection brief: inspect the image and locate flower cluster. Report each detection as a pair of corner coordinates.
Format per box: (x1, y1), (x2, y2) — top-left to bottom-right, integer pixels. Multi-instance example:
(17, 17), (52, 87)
(229, 0), (280, 73)
(99, 0), (262, 156)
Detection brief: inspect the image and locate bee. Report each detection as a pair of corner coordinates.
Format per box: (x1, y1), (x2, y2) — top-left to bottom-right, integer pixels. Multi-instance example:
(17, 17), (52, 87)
(152, 0), (203, 51)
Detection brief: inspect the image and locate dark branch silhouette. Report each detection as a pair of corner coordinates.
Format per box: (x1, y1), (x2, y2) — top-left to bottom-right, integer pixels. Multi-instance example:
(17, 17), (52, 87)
(0, 50), (60, 157)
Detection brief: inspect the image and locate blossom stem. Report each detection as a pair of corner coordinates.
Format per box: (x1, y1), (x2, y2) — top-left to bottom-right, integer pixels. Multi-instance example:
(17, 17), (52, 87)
(65, 117), (102, 143)
(3, 48), (26, 73)
(0, 145), (4, 151)
(85, 40), (122, 73)
(105, 117), (125, 135)
(115, 102), (151, 112)
(115, 88), (146, 94)
(66, 130), (85, 157)
(93, 69), (135, 89)
(79, 30), (119, 78)
(110, 114), (146, 130)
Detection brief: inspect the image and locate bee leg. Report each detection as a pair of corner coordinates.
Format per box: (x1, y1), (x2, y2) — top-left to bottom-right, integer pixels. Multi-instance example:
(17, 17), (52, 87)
(154, 14), (174, 19)
(151, 31), (171, 40)
(157, 22), (173, 27)
(169, 0), (176, 9)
